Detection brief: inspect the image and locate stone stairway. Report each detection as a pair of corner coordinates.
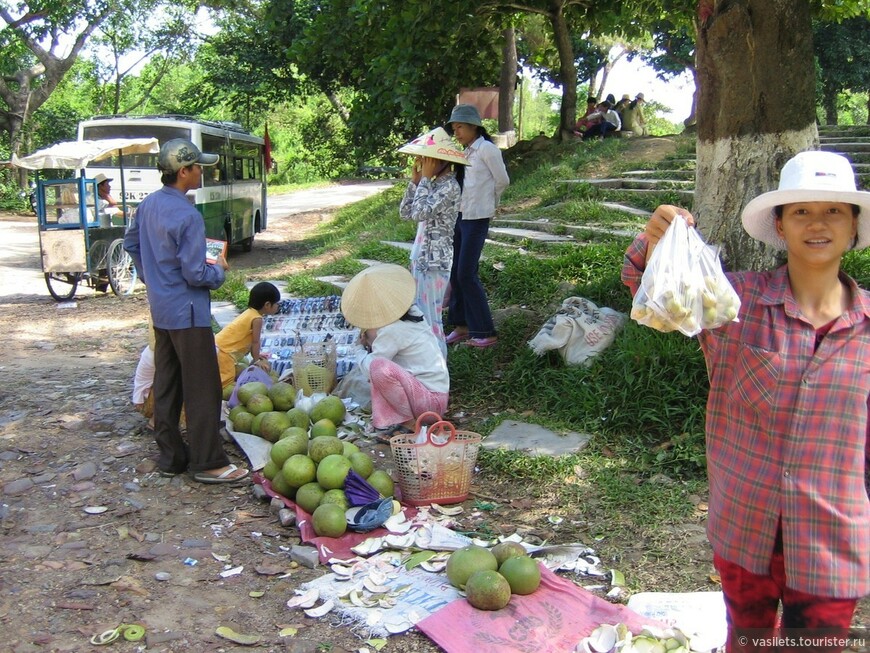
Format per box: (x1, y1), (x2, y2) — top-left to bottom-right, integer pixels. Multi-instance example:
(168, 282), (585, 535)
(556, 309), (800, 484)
(314, 126), (870, 287)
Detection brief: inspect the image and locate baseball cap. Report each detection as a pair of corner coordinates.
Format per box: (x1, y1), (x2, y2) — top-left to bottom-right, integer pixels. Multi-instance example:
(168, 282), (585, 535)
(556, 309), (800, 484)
(157, 138), (219, 173)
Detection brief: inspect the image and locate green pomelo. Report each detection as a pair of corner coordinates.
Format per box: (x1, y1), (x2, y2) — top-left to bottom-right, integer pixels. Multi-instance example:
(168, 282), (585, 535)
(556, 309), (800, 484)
(231, 411), (254, 434)
(222, 382), (236, 402)
(491, 542), (528, 567)
(366, 470), (395, 498)
(270, 471), (296, 500)
(310, 418), (338, 439)
(268, 381), (296, 411)
(262, 459), (279, 481)
(465, 570), (511, 610)
(311, 503), (347, 538)
(342, 441), (360, 457)
(246, 394), (274, 416)
(310, 395), (346, 426)
(282, 454), (316, 488)
(499, 556), (541, 595)
(259, 411), (293, 443)
(316, 454), (352, 490)
(319, 488), (349, 511)
(348, 452), (374, 479)
(294, 482), (326, 514)
(238, 381), (269, 405)
(308, 435), (344, 464)
(285, 408), (310, 430)
(251, 412), (266, 436)
(446, 545), (499, 589)
(280, 426), (308, 440)
(271, 434), (308, 467)
(228, 404), (248, 423)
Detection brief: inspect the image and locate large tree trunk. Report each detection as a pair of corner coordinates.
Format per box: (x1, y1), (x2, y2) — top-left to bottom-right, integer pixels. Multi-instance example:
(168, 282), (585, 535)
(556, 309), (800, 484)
(498, 27), (517, 135)
(683, 67), (698, 129)
(823, 86), (838, 126)
(694, 0), (816, 272)
(550, 3), (577, 141)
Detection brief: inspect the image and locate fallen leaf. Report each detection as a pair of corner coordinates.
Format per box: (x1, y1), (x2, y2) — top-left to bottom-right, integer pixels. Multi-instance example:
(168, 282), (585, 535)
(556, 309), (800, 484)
(403, 550), (437, 571)
(249, 591), (265, 598)
(53, 601), (94, 610)
(278, 627), (297, 637)
(126, 552), (156, 562)
(127, 527), (145, 543)
(215, 626), (260, 645)
(366, 638), (388, 651)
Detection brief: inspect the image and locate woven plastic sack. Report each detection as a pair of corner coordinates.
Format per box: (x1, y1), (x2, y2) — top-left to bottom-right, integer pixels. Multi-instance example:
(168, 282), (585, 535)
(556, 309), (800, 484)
(631, 215), (740, 336)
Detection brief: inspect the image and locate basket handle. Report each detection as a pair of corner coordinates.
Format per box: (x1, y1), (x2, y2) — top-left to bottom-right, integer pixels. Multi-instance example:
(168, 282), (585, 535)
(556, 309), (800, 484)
(413, 411), (443, 433)
(425, 420), (457, 447)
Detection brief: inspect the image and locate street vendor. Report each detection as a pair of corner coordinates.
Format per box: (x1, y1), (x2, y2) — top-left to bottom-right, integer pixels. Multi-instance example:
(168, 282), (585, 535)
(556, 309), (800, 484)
(340, 264), (449, 443)
(621, 151), (870, 653)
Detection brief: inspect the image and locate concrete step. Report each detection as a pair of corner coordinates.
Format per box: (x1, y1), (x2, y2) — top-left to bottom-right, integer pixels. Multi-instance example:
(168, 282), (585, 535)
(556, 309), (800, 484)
(562, 178), (693, 190)
(488, 226), (574, 244)
(622, 169), (695, 180)
(819, 136), (870, 144)
(565, 224), (637, 239)
(821, 142), (870, 153)
(599, 202), (653, 218)
(558, 180), (695, 204)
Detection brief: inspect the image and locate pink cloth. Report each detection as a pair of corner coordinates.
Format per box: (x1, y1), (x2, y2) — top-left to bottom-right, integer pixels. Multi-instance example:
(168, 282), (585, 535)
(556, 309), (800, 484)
(417, 565), (665, 653)
(370, 357), (448, 429)
(457, 88), (499, 119)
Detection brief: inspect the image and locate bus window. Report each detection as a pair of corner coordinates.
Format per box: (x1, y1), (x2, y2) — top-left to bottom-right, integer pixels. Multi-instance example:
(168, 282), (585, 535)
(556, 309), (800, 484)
(201, 133), (227, 187)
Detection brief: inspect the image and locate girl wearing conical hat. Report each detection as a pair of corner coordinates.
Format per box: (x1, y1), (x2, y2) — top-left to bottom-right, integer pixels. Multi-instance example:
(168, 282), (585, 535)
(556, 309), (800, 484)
(398, 127), (469, 358)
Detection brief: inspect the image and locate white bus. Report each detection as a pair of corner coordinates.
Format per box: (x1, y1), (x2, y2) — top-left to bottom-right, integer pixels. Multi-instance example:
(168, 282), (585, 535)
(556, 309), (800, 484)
(77, 115), (267, 251)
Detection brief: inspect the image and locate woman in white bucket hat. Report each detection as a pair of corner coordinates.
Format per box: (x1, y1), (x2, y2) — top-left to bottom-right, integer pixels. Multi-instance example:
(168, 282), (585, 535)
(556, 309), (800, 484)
(398, 127), (468, 358)
(622, 150), (870, 652)
(444, 104), (510, 348)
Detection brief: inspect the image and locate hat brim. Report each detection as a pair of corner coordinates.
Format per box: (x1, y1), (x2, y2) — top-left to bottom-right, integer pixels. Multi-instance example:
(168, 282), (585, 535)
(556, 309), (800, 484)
(397, 143), (469, 166)
(741, 188), (870, 250)
(198, 152), (219, 166)
(340, 264), (417, 329)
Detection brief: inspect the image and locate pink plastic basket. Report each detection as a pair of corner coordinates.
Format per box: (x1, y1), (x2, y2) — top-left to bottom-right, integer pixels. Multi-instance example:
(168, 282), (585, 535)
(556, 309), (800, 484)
(390, 412), (481, 506)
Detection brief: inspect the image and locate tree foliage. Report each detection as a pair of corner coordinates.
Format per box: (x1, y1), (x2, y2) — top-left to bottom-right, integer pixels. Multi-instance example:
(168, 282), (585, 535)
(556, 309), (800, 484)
(813, 17), (870, 124)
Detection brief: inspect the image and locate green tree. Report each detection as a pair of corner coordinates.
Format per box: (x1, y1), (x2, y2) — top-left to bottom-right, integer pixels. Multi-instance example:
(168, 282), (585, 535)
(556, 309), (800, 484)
(813, 17), (870, 125)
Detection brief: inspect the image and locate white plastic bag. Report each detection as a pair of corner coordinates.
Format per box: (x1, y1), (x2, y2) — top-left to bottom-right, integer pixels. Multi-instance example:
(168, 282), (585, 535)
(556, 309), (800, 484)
(631, 215), (740, 337)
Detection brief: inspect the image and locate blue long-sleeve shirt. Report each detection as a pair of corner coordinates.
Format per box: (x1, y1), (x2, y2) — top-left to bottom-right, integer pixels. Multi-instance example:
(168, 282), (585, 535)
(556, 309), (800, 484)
(124, 185), (224, 329)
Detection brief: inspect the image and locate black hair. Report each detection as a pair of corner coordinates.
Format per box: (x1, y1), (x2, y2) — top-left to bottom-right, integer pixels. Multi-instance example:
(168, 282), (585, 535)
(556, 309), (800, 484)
(586, 96), (597, 104)
(248, 282), (281, 309)
(160, 170), (179, 185)
(399, 308), (424, 323)
(444, 122), (493, 142)
(629, 99), (639, 110)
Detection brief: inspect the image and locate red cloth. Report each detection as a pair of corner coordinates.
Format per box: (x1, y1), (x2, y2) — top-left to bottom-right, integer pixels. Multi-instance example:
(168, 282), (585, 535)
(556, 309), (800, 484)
(622, 235), (870, 598)
(417, 565), (665, 653)
(253, 473), (416, 563)
(457, 87), (499, 120)
(263, 124), (272, 171)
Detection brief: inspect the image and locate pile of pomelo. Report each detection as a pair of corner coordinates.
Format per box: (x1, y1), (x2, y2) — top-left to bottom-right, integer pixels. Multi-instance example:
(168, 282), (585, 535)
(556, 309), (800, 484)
(227, 385), (395, 538)
(445, 543), (542, 610)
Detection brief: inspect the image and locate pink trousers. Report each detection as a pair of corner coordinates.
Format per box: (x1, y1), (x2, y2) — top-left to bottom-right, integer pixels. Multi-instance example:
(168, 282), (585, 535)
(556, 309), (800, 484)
(369, 357), (448, 429)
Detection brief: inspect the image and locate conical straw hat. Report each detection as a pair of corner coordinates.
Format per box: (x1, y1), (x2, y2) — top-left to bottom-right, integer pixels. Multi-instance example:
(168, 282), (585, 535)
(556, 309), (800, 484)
(340, 264), (417, 329)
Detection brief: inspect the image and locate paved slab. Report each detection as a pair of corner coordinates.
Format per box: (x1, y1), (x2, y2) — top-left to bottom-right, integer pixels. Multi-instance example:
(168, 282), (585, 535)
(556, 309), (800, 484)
(489, 227), (574, 242)
(482, 419), (592, 456)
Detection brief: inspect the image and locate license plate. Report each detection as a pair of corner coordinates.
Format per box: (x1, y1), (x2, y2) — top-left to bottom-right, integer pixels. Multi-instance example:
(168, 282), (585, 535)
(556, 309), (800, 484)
(123, 190), (148, 201)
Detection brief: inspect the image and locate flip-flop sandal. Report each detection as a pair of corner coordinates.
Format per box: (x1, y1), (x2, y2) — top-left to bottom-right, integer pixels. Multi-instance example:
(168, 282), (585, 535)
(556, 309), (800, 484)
(193, 463), (250, 484)
(157, 469), (181, 478)
(374, 425), (412, 444)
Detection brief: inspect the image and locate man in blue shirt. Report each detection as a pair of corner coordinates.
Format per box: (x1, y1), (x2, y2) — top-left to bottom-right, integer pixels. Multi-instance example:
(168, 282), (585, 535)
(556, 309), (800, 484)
(125, 139), (249, 484)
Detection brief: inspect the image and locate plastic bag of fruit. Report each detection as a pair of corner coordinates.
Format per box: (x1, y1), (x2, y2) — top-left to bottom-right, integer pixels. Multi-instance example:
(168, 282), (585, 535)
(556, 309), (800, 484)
(631, 214), (740, 336)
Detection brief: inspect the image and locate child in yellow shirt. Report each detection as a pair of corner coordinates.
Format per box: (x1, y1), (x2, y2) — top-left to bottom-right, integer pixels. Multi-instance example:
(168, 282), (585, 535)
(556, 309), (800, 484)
(216, 282), (281, 389)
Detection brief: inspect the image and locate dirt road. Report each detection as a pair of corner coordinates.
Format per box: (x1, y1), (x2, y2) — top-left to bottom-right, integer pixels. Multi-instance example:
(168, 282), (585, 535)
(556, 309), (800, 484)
(0, 183), (448, 653)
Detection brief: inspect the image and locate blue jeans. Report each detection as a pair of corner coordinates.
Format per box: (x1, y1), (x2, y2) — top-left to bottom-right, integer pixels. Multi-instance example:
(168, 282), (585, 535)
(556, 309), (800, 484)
(582, 122), (617, 139)
(447, 215), (495, 338)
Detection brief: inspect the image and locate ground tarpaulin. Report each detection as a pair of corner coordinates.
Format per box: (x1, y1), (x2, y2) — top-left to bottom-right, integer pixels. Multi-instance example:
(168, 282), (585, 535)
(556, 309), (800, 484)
(417, 566), (664, 653)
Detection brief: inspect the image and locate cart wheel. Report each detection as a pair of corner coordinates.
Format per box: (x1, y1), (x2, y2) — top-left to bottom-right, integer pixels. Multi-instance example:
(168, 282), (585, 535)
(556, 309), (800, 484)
(107, 239), (137, 296)
(44, 272), (80, 301)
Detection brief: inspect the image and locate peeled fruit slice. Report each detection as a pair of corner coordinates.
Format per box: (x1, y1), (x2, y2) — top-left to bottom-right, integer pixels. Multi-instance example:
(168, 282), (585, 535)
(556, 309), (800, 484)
(464, 570), (511, 610)
(498, 556), (541, 595)
(446, 545), (498, 589)
(490, 541), (527, 566)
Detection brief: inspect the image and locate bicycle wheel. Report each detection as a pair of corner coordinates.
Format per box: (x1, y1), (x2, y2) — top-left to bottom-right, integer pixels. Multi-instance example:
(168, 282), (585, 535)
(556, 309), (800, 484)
(107, 239), (137, 296)
(44, 272), (80, 301)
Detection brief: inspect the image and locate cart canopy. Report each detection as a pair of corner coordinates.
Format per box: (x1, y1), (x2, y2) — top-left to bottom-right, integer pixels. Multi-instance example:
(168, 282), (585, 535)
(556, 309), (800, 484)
(11, 138), (159, 170)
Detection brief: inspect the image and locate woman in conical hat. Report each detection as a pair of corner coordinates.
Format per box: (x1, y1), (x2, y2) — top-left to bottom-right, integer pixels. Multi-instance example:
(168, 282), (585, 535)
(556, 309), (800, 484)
(398, 126), (468, 358)
(341, 264), (449, 442)
(622, 150), (870, 652)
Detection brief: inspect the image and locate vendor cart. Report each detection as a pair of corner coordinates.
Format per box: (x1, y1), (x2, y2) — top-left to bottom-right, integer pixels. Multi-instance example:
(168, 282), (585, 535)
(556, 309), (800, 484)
(11, 138), (159, 301)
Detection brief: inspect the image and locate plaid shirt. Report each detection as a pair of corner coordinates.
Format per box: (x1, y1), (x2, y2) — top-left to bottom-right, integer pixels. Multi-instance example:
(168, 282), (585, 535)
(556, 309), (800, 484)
(623, 234), (870, 598)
